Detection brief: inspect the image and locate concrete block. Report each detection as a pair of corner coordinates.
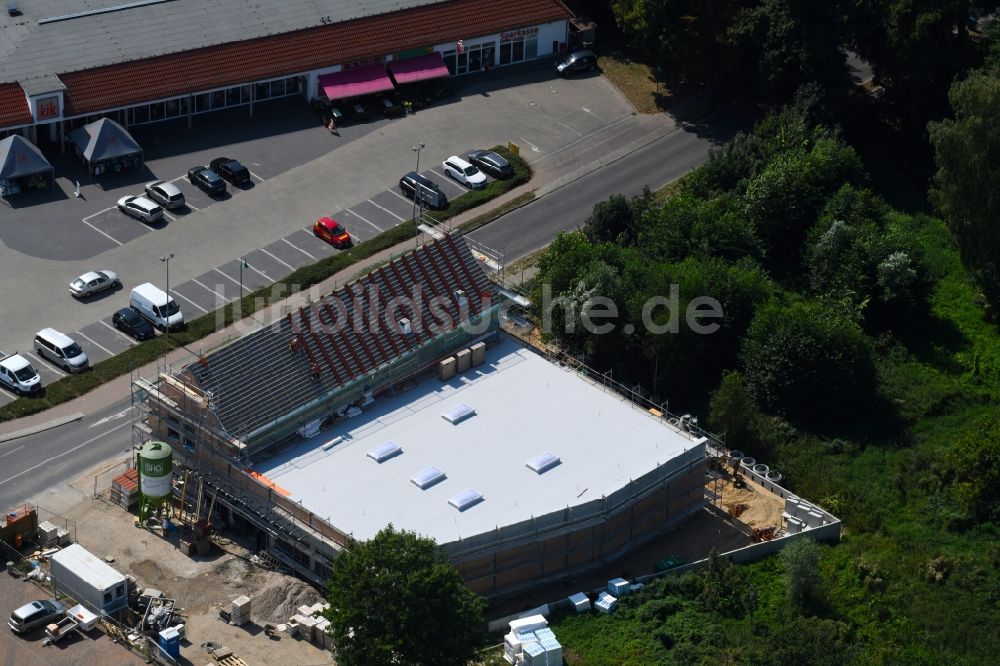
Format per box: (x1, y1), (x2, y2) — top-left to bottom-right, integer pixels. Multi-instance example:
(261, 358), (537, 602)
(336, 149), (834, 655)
(455, 348), (471, 372)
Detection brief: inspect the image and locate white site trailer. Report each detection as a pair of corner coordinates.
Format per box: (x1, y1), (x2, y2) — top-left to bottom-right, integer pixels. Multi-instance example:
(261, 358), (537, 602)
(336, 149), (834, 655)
(50, 544), (128, 614)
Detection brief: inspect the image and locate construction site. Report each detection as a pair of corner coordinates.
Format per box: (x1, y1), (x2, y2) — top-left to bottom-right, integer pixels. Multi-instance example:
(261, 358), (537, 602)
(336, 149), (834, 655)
(1, 232), (840, 664)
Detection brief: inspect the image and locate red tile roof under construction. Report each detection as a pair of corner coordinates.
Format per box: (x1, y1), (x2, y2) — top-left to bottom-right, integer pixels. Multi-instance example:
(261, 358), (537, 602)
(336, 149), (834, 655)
(60, 0), (571, 116)
(0, 84), (31, 128)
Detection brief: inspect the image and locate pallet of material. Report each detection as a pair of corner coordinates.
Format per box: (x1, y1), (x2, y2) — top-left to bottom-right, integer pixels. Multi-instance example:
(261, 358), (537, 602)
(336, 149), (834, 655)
(111, 469), (139, 508)
(210, 646), (249, 666)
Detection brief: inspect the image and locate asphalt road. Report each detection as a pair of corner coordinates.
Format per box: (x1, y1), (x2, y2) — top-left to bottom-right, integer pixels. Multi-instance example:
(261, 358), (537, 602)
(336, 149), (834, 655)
(0, 399), (133, 511)
(469, 110), (746, 261)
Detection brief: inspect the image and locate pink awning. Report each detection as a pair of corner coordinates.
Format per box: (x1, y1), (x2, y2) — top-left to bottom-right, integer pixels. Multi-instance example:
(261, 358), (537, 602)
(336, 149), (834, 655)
(319, 64), (394, 101)
(387, 52), (451, 86)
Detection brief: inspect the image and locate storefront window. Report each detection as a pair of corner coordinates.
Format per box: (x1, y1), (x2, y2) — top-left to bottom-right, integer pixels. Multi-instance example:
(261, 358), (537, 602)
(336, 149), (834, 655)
(499, 41), (512, 66)
(457, 52), (468, 74)
(149, 102), (164, 122)
(500, 28), (539, 66)
(241, 85), (252, 103)
(226, 86), (240, 106)
(525, 38), (538, 60)
(178, 97), (189, 115)
(195, 93), (210, 113)
(512, 40), (524, 62)
(255, 82), (270, 100)
(133, 105), (149, 124)
(443, 50), (456, 75)
(165, 99), (180, 118)
(271, 79), (286, 96)
(212, 90), (226, 109)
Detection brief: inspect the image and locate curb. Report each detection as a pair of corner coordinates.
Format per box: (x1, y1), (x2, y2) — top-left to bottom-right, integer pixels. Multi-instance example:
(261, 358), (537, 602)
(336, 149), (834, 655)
(0, 411), (84, 443)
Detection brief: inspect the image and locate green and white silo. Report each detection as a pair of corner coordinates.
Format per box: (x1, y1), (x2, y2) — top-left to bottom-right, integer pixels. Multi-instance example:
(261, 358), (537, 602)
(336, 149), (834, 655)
(137, 440), (172, 520)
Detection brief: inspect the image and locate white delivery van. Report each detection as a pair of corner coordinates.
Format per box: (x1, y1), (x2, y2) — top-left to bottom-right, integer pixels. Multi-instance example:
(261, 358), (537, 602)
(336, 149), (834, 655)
(0, 352), (42, 394)
(34, 328), (89, 372)
(130, 282), (184, 331)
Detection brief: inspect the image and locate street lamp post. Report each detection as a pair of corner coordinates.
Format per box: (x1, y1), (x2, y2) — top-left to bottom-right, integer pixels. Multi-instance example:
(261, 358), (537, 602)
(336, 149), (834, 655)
(410, 143), (425, 225)
(239, 256), (248, 300)
(160, 252), (174, 336)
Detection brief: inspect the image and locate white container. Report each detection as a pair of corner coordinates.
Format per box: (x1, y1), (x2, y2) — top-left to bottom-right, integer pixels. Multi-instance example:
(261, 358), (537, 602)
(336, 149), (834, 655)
(595, 592), (618, 614)
(607, 577), (629, 597)
(567, 592), (590, 613)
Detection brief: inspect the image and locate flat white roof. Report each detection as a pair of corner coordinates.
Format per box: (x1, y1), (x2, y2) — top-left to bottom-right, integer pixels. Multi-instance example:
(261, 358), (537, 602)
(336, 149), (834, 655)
(253, 336), (701, 544)
(50, 543), (126, 590)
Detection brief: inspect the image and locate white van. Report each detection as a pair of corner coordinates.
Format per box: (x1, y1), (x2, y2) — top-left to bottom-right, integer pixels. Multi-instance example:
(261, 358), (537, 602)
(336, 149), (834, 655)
(130, 283), (184, 331)
(0, 353), (41, 394)
(34, 328), (89, 372)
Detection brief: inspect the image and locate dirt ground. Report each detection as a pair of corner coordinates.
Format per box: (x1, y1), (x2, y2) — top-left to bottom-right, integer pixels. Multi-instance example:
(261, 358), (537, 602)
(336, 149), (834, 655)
(715, 470), (786, 531)
(21, 466), (335, 666)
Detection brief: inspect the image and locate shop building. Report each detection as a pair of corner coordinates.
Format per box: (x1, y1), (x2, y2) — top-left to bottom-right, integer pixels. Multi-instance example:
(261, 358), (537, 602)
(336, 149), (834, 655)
(0, 0), (573, 146)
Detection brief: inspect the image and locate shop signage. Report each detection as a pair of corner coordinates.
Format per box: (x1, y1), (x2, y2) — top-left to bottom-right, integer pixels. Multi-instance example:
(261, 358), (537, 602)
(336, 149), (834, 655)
(500, 26), (538, 42)
(36, 95), (60, 120)
(343, 56), (385, 70)
(394, 47), (432, 60)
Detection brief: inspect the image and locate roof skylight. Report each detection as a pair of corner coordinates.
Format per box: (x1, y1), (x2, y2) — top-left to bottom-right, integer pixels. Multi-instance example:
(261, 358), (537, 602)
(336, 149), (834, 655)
(410, 466), (446, 489)
(367, 440), (402, 463)
(448, 489), (483, 511)
(442, 402), (476, 425)
(526, 452), (561, 474)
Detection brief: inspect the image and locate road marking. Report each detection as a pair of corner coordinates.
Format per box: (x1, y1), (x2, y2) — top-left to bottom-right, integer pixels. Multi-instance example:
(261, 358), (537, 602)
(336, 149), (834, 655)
(214, 267), (242, 289)
(98, 319), (138, 345)
(0, 420), (131, 487)
(81, 218), (124, 246)
(192, 278), (228, 306)
(89, 407), (130, 428)
(367, 199), (405, 221)
(582, 107), (591, 113)
(248, 263), (271, 280)
(259, 248), (295, 271)
(282, 237), (316, 260)
(185, 202), (200, 211)
(557, 120), (583, 137)
(388, 189), (413, 205)
(25, 351), (65, 377)
(170, 289), (210, 313)
(75, 330), (114, 356)
(81, 206), (115, 222)
(519, 136), (541, 152)
(162, 210), (177, 222)
(346, 207), (384, 232)
(248, 170), (265, 183)
(1, 446), (23, 458)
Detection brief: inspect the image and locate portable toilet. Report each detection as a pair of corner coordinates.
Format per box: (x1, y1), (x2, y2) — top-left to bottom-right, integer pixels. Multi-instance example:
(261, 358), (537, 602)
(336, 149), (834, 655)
(158, 627), (180, 658)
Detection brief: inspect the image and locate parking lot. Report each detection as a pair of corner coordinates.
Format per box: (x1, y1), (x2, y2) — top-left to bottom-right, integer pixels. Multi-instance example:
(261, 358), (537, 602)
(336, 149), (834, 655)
(0, 63), (650, 406)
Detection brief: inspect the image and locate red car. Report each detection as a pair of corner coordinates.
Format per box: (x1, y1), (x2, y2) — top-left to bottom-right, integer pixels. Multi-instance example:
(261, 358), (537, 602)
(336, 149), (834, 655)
(313, 217), (352, 248)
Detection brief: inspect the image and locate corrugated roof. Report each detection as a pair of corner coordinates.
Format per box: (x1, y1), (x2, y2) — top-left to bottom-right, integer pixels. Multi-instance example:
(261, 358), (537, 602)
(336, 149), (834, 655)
(59, 0), (570, 115)
(0, 83), (30, 127)
(186, 233), (496, 438)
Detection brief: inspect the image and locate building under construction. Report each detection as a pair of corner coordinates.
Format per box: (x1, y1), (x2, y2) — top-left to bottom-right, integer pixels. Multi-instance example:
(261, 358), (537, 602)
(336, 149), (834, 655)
(133, 233), (707, 598)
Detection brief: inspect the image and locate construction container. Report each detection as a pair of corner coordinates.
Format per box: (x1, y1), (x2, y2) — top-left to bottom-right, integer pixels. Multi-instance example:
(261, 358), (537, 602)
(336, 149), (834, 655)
(438, 357), (456, 380)
(470, 341), (486, 366)
(50, 544), (128, 614)
(455, 348), (471, 373)
(595, 592), (618, 614)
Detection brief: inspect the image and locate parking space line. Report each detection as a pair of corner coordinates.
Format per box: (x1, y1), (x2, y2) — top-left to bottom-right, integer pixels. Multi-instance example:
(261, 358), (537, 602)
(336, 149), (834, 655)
(556, 120), (584, 137)
(26, 351), (65, 377)
(82, 206), (115, 222)
(75, 330), (114, 356)
(368, 199), (405, 221)
(99, 320), (138, 345)
(259, 248), (295, 271)
(248, 263), (271, 280)
(163, 211), (177, 222)
(248, 170), (265, 183)
(192, 278), (228, 305)
(213, 268), (243, 289)
(346, 207), (384, 232)
(388, 189), (413, 205)
(429, 166), (452, 182)
(282, 237), (316, 260)
(171, 290), (210, 313)
(81, 218), (124, 247)
(185, 202), (201, 211)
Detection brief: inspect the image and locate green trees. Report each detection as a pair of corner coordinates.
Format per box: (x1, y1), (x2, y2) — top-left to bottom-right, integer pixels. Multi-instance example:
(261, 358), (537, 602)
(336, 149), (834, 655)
(928, 68), (1000, 311)
(707, 371), (758, 450)
(939, 415), (1000, 522)
(323, 526), (485, 666)
(779, 538), (823, 611)
(741, 300), (875, 426)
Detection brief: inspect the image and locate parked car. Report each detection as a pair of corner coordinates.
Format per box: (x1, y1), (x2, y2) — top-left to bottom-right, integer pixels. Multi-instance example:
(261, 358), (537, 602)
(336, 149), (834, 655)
(69, 270), (120, 298)
(555, 49), (597, 76)
(209, 157), (251, 186)
(8, 599), (64, 634)
(144, 180), (186, 209)
(187, 166), (226, 195)
(399, 171), (448, 210)
(0, 353), (41, 395)
(35, 328), (88, 373)
(467, 150), (513, 179)
(116, 195), (163, 223)
(112, 307), (155, 340)
(313, 217), (352, 248)
(443, 155), (488, 189)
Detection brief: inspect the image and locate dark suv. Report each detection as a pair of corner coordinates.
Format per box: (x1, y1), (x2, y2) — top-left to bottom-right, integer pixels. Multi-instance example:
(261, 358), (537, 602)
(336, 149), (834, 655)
(468, 150), (513, 179)
(187, 166), (226, 195)
(555, 49), (597, 76)
(209, 157), (251, 186)
(399, 172), (448, 210)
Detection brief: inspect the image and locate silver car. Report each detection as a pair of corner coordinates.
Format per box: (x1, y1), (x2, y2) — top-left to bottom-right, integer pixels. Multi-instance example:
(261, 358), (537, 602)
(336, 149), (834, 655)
(144, 180), (185, 209)
(117, 195), (164, 223)
(69, 270), (121, 298)
(9, 599), (64, 634)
